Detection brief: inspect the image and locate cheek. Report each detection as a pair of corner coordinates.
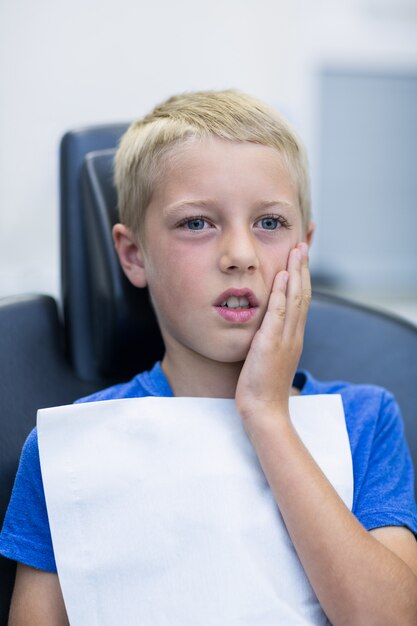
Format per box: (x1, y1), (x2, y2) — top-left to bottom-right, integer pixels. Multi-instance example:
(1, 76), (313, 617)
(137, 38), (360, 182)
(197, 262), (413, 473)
(145, 247), (206, 307)
(260, 241), (294, 278)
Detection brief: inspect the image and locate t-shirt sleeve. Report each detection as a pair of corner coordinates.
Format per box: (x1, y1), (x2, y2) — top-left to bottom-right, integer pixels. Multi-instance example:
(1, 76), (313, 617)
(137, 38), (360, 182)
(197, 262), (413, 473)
(0, 428), (57, 572)
(352, 390), (417, 535)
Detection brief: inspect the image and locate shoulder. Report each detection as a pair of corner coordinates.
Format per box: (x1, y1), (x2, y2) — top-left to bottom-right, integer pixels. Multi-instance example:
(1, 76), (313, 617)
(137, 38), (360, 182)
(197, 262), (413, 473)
(10, 427), (45, 504)
(75, 361), (173, 404)
(16, 427), (41, 473)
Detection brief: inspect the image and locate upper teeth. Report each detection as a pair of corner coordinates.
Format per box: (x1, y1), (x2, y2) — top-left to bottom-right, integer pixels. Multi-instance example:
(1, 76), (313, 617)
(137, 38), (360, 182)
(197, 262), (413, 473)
(222, 296), (250, 309)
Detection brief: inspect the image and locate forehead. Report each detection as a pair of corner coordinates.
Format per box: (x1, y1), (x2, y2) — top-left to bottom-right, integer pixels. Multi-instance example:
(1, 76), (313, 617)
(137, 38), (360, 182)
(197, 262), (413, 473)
(152, 137), (299, 209)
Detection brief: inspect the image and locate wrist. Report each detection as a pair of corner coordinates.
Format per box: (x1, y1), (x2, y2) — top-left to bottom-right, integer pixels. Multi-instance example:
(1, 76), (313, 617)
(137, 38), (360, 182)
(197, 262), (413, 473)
(240, 405), (293, 441)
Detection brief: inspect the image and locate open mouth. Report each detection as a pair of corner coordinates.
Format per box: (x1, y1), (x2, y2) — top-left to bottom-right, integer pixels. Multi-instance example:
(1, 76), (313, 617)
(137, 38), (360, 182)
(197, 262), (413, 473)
(214, 289), (259, 310)
(214, 290), (258, 323)
(219, 296), (251, 309)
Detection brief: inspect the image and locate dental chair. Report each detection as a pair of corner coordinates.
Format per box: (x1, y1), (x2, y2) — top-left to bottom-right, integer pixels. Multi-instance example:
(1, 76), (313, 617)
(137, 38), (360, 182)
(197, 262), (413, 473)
(0, 124), (416, 624)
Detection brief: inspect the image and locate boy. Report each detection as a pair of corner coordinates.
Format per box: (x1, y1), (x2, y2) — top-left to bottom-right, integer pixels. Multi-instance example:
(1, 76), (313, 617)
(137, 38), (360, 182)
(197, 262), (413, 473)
(1, 90), (417, 625)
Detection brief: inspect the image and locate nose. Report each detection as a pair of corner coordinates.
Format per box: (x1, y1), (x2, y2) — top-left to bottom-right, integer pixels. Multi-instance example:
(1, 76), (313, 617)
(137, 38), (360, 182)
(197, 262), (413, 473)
(218, 228), (259, 274)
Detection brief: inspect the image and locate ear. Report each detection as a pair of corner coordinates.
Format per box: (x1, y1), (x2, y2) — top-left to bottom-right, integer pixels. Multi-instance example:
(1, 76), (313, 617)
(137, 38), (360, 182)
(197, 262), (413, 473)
(112, 223), (148, 288)
(304, 222), (315, 248)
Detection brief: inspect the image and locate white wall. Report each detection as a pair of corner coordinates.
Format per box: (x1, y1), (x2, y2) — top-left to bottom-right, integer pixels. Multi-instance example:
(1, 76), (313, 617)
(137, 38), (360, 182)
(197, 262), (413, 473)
(1, 0), (416, 299)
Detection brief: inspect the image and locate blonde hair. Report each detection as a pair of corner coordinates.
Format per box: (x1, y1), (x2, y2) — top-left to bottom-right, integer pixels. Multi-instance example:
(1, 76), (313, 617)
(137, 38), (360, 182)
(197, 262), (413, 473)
(114, 89), (311, 237)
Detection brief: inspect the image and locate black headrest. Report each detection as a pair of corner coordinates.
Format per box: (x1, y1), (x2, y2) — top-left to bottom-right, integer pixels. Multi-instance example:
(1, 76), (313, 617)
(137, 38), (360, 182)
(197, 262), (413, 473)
(81, 150), (164, 380)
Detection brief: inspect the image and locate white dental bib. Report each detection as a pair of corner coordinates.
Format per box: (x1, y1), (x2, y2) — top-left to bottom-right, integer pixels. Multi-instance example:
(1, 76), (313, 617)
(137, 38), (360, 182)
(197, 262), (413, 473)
(38, 395), (352, 626)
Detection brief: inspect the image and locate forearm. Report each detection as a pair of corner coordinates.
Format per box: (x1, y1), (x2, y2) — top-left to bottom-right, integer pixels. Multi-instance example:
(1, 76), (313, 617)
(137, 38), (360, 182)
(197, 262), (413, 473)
(8, 564), (69, 626)
(245, 414), (417, 626)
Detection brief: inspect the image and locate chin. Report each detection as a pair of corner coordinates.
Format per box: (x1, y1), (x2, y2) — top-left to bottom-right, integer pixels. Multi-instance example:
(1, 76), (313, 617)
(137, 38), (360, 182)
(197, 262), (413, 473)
(211, 337), (254, 363)
(207, 346), (250, 364)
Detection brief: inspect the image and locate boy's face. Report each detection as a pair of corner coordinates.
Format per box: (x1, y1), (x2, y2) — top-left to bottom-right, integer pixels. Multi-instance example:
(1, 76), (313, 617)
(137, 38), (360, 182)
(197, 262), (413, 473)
(118, 137), (313, 365)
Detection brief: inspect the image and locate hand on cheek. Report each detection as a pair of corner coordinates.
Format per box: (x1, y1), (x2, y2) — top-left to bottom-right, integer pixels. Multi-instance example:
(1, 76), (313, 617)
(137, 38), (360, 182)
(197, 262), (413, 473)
(235, 242), (311, 425)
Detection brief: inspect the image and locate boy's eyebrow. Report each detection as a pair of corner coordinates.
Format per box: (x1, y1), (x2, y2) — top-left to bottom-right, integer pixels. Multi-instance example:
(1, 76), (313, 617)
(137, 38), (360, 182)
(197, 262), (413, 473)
(254, 200), (296, 211)
(164, 199), (296, 213)
(165, 200), (216, 213)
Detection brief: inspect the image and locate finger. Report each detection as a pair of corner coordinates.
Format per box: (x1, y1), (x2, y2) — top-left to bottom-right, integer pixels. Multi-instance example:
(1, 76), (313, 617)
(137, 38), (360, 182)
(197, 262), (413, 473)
(282, 246), (303, 341)
(258, 270), (288, 340)
(296, 242), (312, 334)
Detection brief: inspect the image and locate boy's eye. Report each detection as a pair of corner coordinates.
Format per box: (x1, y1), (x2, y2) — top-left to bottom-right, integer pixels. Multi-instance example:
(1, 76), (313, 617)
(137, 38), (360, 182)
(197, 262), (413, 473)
(187, 218), (206, 230)
(178, 217), (211, 231)
(255, 215), (284, 230)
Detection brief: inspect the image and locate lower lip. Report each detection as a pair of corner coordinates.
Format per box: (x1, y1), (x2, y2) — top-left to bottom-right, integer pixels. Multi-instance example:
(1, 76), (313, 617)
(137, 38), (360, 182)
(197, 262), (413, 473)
(215, 306), (258, 323)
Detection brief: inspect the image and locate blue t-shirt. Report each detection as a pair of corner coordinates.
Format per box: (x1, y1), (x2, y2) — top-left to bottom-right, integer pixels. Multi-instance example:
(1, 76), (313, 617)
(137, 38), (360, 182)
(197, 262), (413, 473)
(1, 362), (416, 573)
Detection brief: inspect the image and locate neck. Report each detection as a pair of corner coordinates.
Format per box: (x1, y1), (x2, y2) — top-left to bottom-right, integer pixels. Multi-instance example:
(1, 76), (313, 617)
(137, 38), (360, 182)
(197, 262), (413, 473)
(161, 349), (243, 399)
